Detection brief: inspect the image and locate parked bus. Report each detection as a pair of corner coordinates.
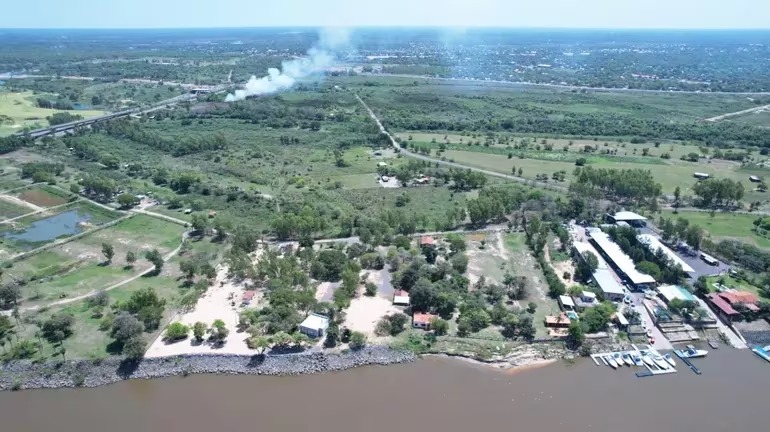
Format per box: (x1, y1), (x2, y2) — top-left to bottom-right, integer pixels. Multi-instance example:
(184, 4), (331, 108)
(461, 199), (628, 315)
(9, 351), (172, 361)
(700, 252), (718, 266)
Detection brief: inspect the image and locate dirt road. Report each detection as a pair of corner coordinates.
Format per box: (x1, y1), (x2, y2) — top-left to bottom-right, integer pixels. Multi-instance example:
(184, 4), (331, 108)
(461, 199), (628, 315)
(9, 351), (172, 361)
(354, 93), (567, 193)
(705, 104), (770, 122)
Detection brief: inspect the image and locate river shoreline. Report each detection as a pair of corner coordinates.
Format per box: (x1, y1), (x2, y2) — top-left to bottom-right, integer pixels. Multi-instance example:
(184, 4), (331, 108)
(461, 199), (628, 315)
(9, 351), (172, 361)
(0, 346), (415, 391)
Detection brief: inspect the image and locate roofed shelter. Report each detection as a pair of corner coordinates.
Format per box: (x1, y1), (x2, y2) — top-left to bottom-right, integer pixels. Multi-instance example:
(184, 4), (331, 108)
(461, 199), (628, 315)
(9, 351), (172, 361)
(587, 228), (656, 289)
(299, 313), (330, 338)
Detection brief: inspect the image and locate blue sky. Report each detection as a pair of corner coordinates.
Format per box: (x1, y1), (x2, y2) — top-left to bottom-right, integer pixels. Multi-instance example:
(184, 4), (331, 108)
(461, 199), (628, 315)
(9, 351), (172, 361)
(2, 0), (769, 29)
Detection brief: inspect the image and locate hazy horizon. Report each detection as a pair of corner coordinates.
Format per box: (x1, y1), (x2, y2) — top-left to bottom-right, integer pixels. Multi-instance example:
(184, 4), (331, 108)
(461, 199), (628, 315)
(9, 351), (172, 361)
(2, 0), (769, 30)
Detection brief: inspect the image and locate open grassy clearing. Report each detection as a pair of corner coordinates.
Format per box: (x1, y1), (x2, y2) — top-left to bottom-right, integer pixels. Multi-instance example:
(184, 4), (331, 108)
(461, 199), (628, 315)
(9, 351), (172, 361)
(75, 214), (185, 253)
(0, 197), (32, 219)
(662, 210), (770, 249)
(399, 132), (716, 162)
(0, 90), (103, 136)
(5, 214), (185, 305)
(705, 275), (768, 300)
(441, 149), (770, 200)
(503, 233), (561, 338)
(19, 274), (185, 360)
(0, 173), (28, 191)
(726, 109), (770, 128)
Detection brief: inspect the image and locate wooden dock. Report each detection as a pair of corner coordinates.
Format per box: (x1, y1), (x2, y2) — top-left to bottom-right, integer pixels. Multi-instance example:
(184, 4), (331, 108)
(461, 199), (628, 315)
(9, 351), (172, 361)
(679, 356), (702, 375)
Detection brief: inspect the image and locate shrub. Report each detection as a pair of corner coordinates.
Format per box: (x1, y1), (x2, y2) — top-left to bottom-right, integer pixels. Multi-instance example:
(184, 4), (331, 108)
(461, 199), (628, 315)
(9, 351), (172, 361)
(364, 282), (378, 296)
(165, 322), (190, 341)
(349, 331), (367, 349)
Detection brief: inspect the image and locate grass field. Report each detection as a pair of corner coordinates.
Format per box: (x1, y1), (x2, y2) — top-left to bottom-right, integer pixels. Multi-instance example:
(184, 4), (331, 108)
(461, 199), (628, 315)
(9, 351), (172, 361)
(400, 132), (716, 162)
(503, 233), (561, 338)
(441, 149), (770, 201)
(17, 186), (70, 207)
(726, 109), (770, 128)
(0, 197), (32, 219)
(6, 214), (186, 305)
(0, 91), (103, 136)
(663, 210), (770, 249)
(705, 275), (768, 300)
(19, 273), (186, 360)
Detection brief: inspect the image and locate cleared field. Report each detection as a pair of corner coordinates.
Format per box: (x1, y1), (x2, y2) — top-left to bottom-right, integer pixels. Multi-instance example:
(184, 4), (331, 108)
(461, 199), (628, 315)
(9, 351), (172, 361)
(5, 214), (185, 305)
(663, 210), (770, 249)
(503, 233), (561, 338)
(0, 91), (103, 136)
(19, 274), (185, 360)
(17, 186), (70, 207)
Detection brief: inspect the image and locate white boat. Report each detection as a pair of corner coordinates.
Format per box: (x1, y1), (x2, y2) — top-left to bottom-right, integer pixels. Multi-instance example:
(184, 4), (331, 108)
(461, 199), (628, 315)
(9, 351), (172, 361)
(622, 353), (634, 366)
(632, 354), (643, 366)
(652, 355), (670, 370)
(606, 356), (618, 369)
(642, 354), (655, 367)
(664, 353), (676, 367)
(613, 353), (627, 366)
(674, 345), (708, 359)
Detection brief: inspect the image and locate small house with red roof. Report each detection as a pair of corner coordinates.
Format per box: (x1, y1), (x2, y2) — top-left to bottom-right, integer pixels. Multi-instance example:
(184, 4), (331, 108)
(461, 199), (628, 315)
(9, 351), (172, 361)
(419, 236), (435, 247)
(706, 291), (760, 324)
(242, 290), (257, 306)
(412, 312), (437, 330)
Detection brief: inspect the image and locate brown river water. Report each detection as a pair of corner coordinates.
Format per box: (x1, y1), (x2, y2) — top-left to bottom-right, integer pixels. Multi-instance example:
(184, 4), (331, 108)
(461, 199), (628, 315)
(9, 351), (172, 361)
(1, 348), (768, 432)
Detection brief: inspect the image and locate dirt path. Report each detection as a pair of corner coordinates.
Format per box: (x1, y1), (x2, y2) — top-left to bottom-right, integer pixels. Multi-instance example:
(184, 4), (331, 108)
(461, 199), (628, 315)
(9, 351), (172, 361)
(22, 231), (189, 311)
(0, 193), (42, 212)
(705, 104), (770, 122)
(131, 208), (189, 226)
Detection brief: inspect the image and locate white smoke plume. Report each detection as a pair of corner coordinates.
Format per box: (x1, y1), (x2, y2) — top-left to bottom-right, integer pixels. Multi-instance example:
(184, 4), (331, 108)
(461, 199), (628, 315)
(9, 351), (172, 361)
(225, 28), (351, 102)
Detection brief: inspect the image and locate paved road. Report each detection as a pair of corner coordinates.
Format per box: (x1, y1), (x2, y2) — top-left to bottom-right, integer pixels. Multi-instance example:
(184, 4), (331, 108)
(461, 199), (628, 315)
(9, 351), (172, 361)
(16, 84), (229, 139)
(628, 293), (674, 351)
(354, 93), (568, 193)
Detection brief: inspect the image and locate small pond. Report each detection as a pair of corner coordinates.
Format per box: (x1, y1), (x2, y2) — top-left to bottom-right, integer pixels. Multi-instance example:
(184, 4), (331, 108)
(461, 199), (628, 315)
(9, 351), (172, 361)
(4, 209), (92, 243)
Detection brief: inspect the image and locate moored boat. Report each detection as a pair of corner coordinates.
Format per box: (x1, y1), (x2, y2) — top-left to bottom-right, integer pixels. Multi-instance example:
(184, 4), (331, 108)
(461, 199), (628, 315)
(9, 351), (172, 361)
(664, 353), (676, 368)
(674, 345), (708, 359)
(751, 345), (770, 363)
(632, 354), (643, 366)
(652, 354), (669, 370)
(642, 355), (655, 367)
(613, 353), (627, 366)
(606, 356), (618, 369)
(622, 353), (634, 366)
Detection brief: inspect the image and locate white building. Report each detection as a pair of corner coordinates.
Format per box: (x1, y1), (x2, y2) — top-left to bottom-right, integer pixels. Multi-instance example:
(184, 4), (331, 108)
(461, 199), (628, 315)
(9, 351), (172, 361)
(559, 295), (576, 311)
(299, 313), (330, 338)
(587, 228), (656, 289)
(637, 233), (695, 273)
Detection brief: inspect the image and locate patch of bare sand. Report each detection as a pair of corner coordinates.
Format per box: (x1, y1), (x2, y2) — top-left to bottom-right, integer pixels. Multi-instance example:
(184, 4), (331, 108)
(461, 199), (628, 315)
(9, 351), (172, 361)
(343, 291), (401, 338)
(466, 232), (509, 286)
(144, 265), (256, 357)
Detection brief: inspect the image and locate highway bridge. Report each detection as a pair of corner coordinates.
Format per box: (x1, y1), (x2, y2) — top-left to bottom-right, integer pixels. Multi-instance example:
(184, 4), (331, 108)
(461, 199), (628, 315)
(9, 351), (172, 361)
(15, 84), (230, 139)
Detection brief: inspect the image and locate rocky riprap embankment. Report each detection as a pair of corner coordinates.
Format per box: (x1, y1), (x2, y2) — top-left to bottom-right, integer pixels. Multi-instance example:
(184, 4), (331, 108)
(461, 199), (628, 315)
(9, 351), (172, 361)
(0, 346), (415, 391)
